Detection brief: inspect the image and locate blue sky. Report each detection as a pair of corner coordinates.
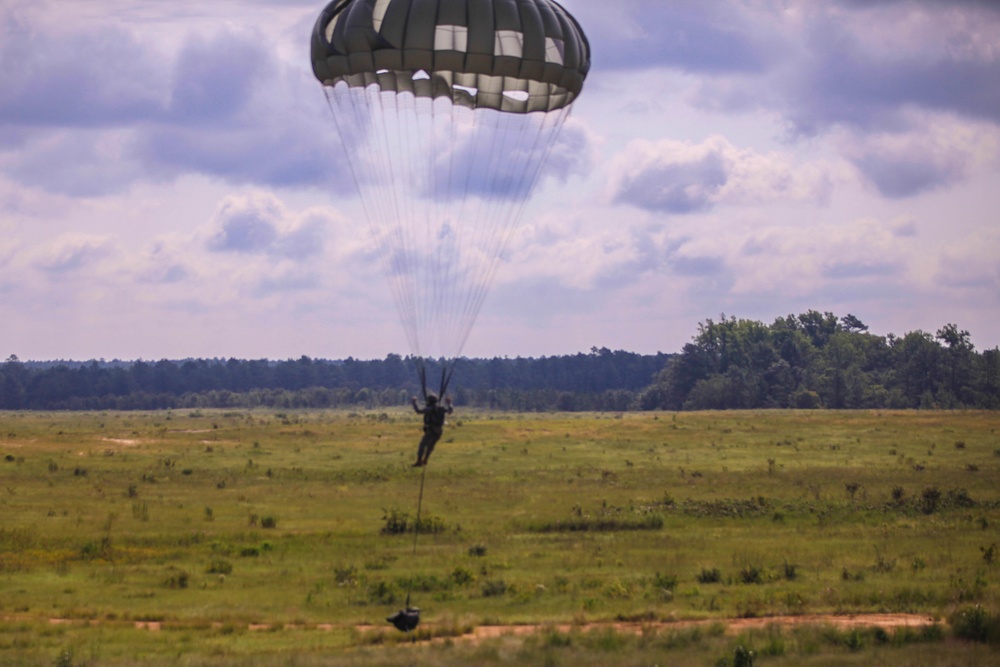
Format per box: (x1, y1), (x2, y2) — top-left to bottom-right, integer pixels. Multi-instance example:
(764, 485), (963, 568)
(1, 0), (997, 361)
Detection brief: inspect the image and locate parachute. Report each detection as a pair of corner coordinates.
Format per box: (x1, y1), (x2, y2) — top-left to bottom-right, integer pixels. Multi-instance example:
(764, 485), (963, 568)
(311, 0), (591, 372)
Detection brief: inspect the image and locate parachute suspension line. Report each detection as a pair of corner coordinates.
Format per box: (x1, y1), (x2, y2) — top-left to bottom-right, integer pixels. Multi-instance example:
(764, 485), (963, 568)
(439, 105), (481, 359)
(323, 89), (369, 221)
(484, 107), (574, 298)
(454, 111), (532, 340)
(445, 107), (508, 359)
(418, 360), (428, 402)
(381, 89), (422, 358)
(449, 107), (573, 359)
(439, 363), (455, 398)
(327, 87), (576, 366)
(331, 83), (421, 360)
(434, 98), (463, 360)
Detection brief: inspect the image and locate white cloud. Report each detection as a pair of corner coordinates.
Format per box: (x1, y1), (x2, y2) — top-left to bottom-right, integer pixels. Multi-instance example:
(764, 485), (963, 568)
(204, 191), (333, 261)
(609, 136), (833, 213)
(30, 234), (118, 275)
(840, 113), (1000, 198)
(936, 229), (1000, 292)
(731, 216), (919, 297)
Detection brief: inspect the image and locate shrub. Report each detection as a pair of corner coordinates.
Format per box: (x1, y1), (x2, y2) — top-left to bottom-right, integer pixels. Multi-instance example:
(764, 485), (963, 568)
(949, 605), (1000, 644)
(164, 570), (190, 589)
(381, 509), (409, 535)
(261, 516), (278, 529)
(207, 559), (233, 575)
(920, 486), (942, 514)
(698, 567), (722, 584)
(451, 567), (474, 585)
(947, 488), (975, 508)
(482, 579), (508, 597)
(733, 644), (756, 667)
(739, 564), (765, 585)
(55, 648), (75, 667)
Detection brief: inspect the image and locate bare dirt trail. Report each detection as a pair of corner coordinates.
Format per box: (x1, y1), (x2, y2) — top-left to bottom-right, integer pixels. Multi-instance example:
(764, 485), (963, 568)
(28, 613), (938, 640)
(356, 613), (940, 643)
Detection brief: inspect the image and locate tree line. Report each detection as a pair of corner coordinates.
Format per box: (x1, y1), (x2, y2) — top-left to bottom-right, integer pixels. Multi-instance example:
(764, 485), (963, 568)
(638, 312), (999, 410)
(0, 348), (665, 411)
(1, 311), (997, 411)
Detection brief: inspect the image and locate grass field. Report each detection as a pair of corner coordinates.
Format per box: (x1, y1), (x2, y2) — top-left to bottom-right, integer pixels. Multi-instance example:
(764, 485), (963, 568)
(1, 409), (998, 665)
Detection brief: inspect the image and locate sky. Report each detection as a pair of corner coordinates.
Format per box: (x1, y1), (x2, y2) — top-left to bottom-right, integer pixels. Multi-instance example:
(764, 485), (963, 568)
(1, 0), (998, 362)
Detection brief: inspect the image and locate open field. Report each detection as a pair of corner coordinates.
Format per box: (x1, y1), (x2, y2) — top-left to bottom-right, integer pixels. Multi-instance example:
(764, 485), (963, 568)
(1, 409), (998, 665)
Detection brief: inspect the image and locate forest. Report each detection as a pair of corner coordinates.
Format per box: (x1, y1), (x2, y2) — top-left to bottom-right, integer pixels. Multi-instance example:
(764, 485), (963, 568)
(1, 311), (997, 411)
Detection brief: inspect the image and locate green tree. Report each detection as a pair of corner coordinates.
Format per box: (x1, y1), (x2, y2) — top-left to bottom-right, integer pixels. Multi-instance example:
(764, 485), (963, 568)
(936, 324), (976, 405)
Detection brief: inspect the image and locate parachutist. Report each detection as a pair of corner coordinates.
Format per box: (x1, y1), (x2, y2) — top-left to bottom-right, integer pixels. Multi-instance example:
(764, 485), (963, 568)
(411, 393), (452, 467)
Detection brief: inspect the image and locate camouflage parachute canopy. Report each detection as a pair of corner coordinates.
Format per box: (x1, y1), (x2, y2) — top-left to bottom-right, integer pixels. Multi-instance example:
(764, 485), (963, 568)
(311, 0), (591, 113)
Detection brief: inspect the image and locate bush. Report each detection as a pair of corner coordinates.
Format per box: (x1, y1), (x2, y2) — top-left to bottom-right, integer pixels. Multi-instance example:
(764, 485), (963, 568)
(207, 559), (233, 575)
(698, 567), (722, 584)
(482, 579), (508, 597)
(919, 486), (942, 514)
(164, 570), (190, 589)
(739, 564), (765, 585)
(949, 605), (1000, 644)
(653, 572), (678, 591)
(733, 644), (756, 667)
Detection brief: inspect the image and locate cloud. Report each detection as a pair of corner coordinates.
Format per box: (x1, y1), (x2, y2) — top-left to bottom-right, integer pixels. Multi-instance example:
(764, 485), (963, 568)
(781, 2), (1000, 133)
(0, 4), (347, 196)
(609, 136), (832, 214)
(169, 32), (271, 124)
(417, 111), (598, 202)
(3, 128), (149, 197)
(134, 240), (191, 285)
(936, 229), (1000, 292)
(574, 1), (776, 74)
(205, 191), (329, 259)
(730, 217), (914, 297)
(604, 0), (1000, 164)
(30, 234), (117, 275)
(840, 114), (1000, 197)
(0, 5), (165, 128)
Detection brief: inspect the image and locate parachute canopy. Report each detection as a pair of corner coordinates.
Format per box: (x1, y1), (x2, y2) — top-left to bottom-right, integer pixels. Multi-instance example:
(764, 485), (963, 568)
(312, 0), (590, 363)
(311, 0), (590, 113)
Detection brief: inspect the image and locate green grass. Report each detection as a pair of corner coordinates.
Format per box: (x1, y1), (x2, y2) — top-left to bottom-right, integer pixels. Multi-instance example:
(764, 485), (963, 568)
(0, 408), (998, 665)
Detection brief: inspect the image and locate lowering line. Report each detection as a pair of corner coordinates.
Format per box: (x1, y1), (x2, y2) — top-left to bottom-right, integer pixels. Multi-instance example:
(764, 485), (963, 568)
(387, 411), (431, 633)
(408, 463), (428, 605)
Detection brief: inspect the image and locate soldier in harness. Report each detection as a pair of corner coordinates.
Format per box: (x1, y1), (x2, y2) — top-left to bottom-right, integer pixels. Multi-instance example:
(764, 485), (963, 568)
(411, 392), (453, 467)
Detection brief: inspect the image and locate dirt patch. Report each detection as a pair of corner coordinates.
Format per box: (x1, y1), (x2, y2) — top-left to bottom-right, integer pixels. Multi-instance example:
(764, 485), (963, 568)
(359, 613), (940, 644)
(101, 438), (141, 446)
(25, 613), (938, 640)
